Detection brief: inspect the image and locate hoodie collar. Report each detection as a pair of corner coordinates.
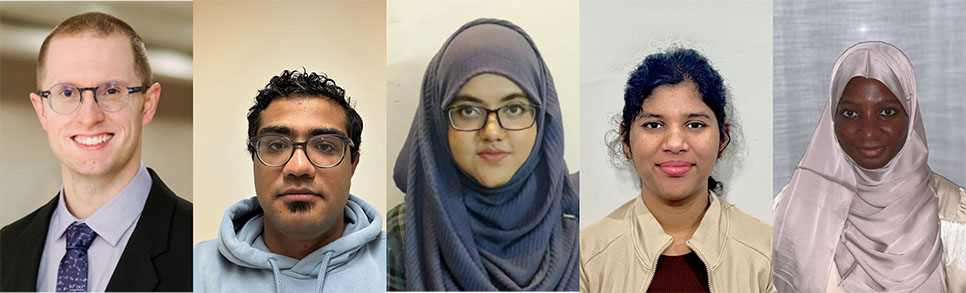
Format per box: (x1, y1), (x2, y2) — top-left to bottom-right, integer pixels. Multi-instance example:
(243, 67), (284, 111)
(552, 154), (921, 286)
(630, 192), (725, 270)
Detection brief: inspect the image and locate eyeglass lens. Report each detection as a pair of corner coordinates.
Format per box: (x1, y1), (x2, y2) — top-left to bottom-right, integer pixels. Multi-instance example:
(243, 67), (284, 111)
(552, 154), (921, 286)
(449, 105), (536, 130)
(255, 135), (349, 167)
(46, 81), (133, 114)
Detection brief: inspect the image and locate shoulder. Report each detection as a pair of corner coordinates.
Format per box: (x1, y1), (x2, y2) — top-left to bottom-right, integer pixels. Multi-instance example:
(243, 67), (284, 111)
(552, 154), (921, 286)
(935, 173), (966, 223)
(1, 197), (56, 240)
(721, 201), (773, 261)
(579, 198), (635, 265)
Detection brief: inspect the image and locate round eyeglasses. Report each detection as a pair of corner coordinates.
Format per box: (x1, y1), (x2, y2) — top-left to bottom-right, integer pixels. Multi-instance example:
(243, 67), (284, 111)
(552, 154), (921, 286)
(445, 104), (538, 131)
(249, 134), (354, 168)
(37, 81), (146, 114)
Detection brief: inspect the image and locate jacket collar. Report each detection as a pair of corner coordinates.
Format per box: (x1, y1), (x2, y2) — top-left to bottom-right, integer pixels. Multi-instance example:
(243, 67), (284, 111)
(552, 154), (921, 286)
(630, 192), (726, 271)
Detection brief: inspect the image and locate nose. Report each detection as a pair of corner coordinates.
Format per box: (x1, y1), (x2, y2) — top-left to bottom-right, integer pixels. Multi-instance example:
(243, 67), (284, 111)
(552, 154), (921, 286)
(662, 127), (688, 154)
(857, 116), (886, 141)
(74, 90), (105, 126)
(479, 112), (506, 141)
(282, 146), (316, 178)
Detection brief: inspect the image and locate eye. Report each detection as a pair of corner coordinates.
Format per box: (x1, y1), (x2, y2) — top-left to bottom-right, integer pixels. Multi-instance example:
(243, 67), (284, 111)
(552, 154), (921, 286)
(60, 89), (74, 97)
(503, 104), (526, 116)
(840, 109), (858, 119)
(456, 106), (482, 117)
(686, 122), (707, 129)
(642, 122), (663, 129)
(880, 108), (898, 117)
(313, 141), (337, 154)
(263, 139), (290, 152)
(104, 88), (120, 95)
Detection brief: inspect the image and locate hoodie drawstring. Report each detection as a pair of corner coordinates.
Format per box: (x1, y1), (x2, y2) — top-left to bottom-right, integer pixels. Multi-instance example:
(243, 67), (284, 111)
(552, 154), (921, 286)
(268, 258), (282, 293)
(315, 251), (334, 293)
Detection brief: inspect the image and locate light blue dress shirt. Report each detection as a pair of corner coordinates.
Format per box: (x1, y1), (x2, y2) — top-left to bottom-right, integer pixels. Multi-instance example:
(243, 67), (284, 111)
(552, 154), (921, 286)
(36, 164), (152, 292)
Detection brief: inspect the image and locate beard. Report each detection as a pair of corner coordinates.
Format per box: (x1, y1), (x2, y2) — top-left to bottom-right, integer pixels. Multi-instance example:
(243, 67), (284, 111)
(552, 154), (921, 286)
(285, 201), (315, 213)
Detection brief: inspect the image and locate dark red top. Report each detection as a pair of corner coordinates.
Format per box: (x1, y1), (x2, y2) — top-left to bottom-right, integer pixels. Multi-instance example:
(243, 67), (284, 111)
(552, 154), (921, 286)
(646, 251), (710, 292)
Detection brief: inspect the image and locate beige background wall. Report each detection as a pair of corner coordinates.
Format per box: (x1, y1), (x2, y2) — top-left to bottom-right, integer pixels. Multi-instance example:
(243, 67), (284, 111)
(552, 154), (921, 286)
(0, 2), (193, 227)
(385, 0), (581, 210)
(193, 0), (387, 244)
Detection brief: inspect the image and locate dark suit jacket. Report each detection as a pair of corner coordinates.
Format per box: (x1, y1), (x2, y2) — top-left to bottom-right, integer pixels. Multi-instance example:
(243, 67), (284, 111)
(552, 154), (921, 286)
(0, 168), (192, 292)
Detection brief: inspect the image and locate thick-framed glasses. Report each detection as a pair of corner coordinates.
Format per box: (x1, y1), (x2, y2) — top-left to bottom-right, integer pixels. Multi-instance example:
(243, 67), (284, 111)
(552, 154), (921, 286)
(249, 134), (354, 168)
(37, 81), (146, 114)
(445, 104), (539, 131)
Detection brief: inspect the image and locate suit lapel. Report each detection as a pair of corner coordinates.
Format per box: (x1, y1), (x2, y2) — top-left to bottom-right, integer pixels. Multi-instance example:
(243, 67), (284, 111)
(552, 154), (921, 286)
(2, 196), (58, 291)
(105, 169), (175, 291)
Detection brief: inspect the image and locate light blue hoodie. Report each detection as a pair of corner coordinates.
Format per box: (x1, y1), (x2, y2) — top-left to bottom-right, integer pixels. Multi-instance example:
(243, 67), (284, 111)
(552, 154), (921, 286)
(194, 195), (385, 293)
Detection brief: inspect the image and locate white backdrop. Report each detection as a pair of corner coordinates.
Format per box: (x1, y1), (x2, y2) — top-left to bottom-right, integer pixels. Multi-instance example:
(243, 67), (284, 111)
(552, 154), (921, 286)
(580, 0), (774, 227)
(385, 0), (580, 211)
(773, 0), (966, 195)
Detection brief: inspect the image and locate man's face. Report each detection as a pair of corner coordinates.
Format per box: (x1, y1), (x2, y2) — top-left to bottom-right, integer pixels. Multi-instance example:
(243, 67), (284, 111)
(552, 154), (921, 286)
(253, 97), (359, 241)
(29, 33), (160, 178)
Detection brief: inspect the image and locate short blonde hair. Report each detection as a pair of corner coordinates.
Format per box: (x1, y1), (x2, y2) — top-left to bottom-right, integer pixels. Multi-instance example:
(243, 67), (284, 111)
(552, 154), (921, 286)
(36, 12), (152, 89)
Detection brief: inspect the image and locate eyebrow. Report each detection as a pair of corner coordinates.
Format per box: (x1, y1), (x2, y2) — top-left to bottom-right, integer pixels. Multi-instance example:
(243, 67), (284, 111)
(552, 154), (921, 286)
(451, 93), (530, 105)
(637, 111), (712, 119)
(257, 126), (347, 137)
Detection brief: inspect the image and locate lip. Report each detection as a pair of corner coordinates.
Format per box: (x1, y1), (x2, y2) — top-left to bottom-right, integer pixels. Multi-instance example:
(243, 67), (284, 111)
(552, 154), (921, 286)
(71, 133), (114, 150)
(277, 187), (321, 201)
(478, 148), (509, 163)
(856, 146), (886, 158)
(656, 160), (695, 177)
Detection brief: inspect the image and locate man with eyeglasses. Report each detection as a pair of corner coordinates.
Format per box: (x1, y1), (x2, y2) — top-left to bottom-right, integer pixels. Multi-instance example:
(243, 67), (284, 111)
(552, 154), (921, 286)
(193, 69), (385, 292)
(0, 12), (191, 292)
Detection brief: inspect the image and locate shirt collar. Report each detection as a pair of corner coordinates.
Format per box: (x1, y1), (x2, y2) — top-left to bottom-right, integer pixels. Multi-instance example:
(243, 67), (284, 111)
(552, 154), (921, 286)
(50, 163), (153, 246)
(630, 191), (725, 268)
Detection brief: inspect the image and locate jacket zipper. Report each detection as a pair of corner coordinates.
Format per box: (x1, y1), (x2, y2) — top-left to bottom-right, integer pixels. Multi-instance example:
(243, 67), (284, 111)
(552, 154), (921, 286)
(687, 240), (714, 293)
(642, 238), (672, 292)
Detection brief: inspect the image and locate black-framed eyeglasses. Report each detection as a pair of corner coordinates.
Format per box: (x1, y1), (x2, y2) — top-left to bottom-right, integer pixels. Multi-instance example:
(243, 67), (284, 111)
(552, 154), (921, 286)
(249, 134), (354, 168)
(37, 81), (146, 114)
(445, 104), (538, 131)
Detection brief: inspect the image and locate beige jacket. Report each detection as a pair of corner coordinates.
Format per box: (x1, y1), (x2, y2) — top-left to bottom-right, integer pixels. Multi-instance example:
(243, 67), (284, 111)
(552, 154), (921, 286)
(580, 193), (773, 292)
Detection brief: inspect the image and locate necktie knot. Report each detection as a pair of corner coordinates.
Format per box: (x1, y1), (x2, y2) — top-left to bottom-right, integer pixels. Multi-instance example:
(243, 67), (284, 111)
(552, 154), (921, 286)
(65, 222), (96, 250)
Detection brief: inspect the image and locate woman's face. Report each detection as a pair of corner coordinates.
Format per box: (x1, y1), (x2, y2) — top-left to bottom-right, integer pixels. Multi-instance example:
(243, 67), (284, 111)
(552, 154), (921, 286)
(834, 76), (909, 169)
(447, 73), (538, 188)
(623, 81), (723, 202)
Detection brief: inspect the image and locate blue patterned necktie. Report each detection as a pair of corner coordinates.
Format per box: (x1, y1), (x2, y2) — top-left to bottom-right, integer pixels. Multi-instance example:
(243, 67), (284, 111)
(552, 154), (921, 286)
(56, 222), (97, 292)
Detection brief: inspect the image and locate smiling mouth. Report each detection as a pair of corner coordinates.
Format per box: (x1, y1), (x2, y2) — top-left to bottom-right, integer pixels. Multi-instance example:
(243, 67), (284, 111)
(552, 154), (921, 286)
(72, 134), (114, 146)
(656, 160), (695, 177)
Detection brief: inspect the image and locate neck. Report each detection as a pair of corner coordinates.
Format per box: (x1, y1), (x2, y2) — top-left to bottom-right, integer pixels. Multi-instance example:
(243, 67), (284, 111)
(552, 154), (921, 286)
(262, 216), (346, 260)
(61, 159), (141, 219)
(641, 188), (710, 256)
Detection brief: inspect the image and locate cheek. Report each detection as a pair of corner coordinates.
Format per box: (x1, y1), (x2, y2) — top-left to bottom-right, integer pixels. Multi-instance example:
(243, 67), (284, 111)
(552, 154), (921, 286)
(511, 127), (537, 159)
(447, 129), (473, 160)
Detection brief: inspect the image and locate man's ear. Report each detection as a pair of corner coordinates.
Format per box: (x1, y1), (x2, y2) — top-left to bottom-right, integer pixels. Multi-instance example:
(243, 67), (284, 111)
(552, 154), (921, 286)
(29, 92), (49, 130)
(141, 82), (161, 126)
(350, 152), (360, 175)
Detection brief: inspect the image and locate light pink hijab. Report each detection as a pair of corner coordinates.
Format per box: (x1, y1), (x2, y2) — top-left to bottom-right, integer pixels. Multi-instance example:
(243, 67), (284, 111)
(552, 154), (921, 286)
(773, 41), (945, 292)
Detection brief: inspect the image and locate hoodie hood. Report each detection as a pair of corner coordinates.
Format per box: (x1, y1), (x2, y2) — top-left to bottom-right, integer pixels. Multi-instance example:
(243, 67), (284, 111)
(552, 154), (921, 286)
(211, 194), (384, 292)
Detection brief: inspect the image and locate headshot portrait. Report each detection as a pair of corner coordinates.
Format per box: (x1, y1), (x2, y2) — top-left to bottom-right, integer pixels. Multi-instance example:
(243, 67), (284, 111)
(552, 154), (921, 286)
(0, 3), (193, 292)
(191, 1), (387, 292)
(772, 1), (966, 292)
(578, 1), (773, 292)
(385, 0), (580, 291)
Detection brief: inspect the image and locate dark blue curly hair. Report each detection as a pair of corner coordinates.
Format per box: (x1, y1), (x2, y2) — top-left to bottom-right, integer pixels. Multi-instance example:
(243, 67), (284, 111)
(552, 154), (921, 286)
(621, 48), (730, 192)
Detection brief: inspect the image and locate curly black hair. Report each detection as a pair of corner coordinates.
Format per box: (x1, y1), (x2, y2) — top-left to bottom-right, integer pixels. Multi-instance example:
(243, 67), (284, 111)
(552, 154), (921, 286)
(246, 69), (362, 163)
(620, 48), (730, 192)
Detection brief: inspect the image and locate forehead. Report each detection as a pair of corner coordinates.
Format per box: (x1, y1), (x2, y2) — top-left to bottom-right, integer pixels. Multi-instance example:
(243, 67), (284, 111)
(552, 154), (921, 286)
(452, 73), (531, 106)
(258, 96), (348, 135)
(839, 76), (901, 104)
(640, 82), (711, 115)
(42, 33), (137, 88)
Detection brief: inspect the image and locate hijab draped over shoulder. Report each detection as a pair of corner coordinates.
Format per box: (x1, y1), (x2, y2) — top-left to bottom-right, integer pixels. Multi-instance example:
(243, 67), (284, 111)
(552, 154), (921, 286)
(392, 18), (579, 291)
(773, 41), (944, 292)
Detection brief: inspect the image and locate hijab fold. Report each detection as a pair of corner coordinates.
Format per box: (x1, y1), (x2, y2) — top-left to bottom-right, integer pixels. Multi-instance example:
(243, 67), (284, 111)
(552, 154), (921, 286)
(773, 41), (944, 292)
(393, 18), (579, 291)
